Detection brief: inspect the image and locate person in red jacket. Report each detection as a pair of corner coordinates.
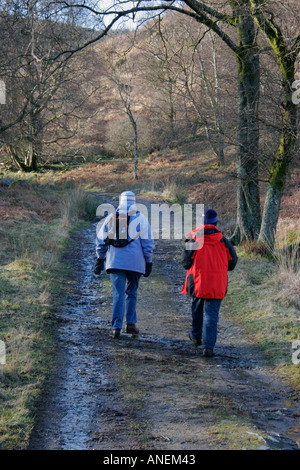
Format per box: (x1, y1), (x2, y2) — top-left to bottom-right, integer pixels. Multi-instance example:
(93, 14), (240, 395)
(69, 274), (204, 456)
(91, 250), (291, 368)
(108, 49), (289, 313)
(181, 209), (238, 357)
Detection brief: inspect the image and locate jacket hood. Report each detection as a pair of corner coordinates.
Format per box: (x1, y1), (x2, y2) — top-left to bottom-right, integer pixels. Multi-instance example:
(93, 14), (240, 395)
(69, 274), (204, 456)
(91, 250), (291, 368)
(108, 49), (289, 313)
(202, 230), (223, 245)
(118, 191), (137, 214)
(185, 224), (223, 245)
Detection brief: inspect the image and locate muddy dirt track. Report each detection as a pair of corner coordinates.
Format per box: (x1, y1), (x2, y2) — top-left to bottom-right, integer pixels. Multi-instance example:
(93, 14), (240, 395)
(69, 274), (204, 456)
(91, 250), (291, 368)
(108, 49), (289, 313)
(28, 196), (300, 451)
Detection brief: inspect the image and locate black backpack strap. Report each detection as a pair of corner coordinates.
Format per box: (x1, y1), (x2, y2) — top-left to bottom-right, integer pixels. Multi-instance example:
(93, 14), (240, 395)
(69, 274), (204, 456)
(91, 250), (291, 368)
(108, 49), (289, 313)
(106, 211), (141, 247)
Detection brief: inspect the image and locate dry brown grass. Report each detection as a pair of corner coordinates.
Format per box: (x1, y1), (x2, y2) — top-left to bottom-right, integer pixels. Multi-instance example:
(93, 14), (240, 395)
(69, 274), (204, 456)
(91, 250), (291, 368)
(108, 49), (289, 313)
(59, 145), (239, 233)
(0, 184), (61, 222)
(58, 147), (300, 240)
(0, 175), (98, 449)
(273, 231), (300, 308)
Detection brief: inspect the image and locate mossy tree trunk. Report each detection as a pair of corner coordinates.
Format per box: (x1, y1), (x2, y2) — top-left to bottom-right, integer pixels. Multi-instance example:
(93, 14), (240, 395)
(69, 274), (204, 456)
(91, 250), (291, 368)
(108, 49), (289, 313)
(180, 1), (262, 243)
(258, 77), (297, 247)
(230, 12), (261, 244)
(250, 0), (300, 247)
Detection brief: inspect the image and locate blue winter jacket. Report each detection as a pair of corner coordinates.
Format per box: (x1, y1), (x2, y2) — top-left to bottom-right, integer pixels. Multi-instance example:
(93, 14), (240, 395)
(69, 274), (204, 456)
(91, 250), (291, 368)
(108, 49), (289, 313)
(96, 202), (155, 275)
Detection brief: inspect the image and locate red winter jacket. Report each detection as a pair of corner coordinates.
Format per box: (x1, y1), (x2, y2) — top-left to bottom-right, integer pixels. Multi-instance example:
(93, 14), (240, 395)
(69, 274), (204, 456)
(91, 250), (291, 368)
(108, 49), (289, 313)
(181, 225), (237, 299)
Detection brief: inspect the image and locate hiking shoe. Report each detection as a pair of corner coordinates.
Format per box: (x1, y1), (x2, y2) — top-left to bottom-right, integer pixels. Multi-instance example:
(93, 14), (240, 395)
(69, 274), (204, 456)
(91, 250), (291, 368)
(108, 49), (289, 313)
(189, 332), (202, 347)
(110, 329), (121, 339)
(203, 348), (214, 357)
(125, 323), (139, 335)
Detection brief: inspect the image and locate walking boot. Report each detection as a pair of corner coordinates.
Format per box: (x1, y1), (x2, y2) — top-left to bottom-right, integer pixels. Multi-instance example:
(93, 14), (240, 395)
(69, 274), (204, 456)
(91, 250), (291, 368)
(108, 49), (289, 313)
(110, 329), (121, 339)
(203, 348), (214, 357)
(125, 323), (139, 335)
(189, 332), (202, 347)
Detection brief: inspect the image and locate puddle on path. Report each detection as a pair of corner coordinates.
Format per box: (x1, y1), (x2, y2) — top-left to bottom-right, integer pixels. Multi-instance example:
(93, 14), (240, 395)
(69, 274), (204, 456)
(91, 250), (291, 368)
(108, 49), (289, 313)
(29, 221), (108, 450)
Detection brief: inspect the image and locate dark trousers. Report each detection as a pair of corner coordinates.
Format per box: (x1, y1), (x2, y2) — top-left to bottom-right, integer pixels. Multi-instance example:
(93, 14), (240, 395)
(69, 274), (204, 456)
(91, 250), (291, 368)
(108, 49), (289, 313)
(191, 297), (222, 350)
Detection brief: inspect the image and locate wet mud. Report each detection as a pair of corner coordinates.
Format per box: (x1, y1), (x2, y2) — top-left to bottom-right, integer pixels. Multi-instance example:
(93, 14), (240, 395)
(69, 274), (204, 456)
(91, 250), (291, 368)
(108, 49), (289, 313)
(28, 196), (300, 450)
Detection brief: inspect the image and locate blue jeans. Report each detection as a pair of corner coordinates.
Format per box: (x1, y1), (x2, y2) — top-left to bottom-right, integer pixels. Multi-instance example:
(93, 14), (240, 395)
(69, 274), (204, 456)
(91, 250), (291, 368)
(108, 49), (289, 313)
(109, 270), (141, 330)
(191, 297), (222, 350)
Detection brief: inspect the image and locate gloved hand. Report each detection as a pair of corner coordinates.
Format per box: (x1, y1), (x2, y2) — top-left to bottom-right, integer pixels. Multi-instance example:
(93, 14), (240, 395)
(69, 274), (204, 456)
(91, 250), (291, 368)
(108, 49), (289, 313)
(144, 262), (152, 278)
(94, 258), (105, 275)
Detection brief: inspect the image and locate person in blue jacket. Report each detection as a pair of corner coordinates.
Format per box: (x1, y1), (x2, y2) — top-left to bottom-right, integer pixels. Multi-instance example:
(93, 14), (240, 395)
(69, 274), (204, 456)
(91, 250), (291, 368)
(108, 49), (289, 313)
(95, 191), (155, 339)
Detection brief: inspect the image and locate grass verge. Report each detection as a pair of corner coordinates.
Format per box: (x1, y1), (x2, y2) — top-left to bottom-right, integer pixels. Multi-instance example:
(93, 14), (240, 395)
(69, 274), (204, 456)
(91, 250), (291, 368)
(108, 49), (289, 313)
(0, 171), (98, 449)
(223, 246), (300, 390)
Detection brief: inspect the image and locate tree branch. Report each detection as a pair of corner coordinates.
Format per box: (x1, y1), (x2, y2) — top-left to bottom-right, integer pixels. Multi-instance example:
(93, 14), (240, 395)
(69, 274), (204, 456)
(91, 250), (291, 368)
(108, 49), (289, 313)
(47, 1), (239, 61)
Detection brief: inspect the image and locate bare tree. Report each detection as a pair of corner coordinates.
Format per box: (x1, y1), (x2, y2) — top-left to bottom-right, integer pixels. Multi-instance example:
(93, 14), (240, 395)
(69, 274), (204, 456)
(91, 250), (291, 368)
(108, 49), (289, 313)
(103, 42), (141, 178)
(49, 0), (262, 242)
(0, 0), (102, 170)
(133, 14), (237, 163)
(4, 0), (297, 245)
(142, 17), (182, 145)
(197, 33), (226, 165)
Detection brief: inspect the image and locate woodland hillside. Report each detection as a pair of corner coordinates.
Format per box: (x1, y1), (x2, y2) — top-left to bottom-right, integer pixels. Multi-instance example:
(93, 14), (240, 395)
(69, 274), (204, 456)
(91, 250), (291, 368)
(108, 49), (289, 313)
(1, 7), (299, 172)
(0, 0), (299, 451)
(1, 2), (299, 247)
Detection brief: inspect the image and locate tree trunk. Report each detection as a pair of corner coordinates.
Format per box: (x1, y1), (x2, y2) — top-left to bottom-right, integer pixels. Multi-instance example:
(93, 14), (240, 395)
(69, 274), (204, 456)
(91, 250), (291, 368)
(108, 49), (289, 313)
(8, 145), (26, 171)
(230, 14), (261, 244)
(248, 0), (299, 249)
(167, 76), (175, 141)
(258, 75), (298, 248)
(24, 140), (39, 172)
(7, 140), (39, 172)
(203, 121), (224, 166)
(197, 39), (225, 166)
(130, 117), (138, 179)
(133, 128), (138, 180)
(210, 33), (225, 166)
